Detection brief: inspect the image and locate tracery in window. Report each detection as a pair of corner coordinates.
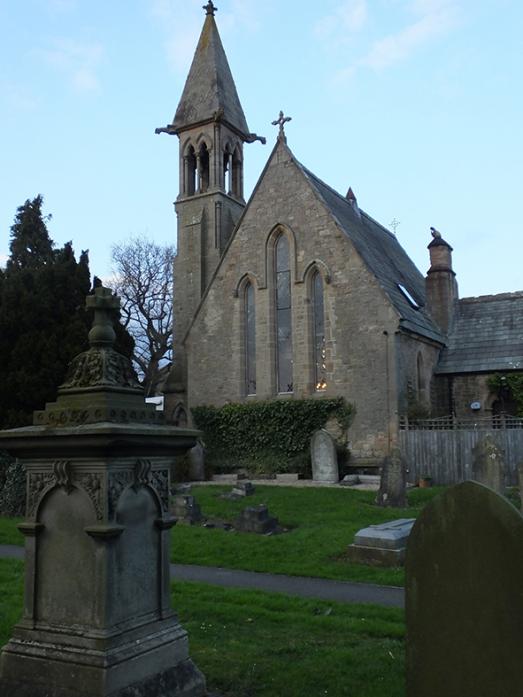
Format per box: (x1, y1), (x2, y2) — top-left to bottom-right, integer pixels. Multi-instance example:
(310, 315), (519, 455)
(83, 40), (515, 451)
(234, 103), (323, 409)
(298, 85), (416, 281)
(275, 234), (293, 393)
(312, 270), (326, 390)
(245, 282), (256, 395)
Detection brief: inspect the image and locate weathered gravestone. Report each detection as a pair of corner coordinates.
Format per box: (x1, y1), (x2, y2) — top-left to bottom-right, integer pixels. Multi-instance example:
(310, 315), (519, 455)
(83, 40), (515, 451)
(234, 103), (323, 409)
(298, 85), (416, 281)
(231, 481), (255, 497)
(375, 448), (407, 507)
(236, 504), (278, 534)
(406, 480), (523, 697)
(188, 440), (205, 481)
(347, 518), (415, 566)
(471, 434), (505, 494)
(311, 429), (338, 483)
(171, 494), (203, 524)
(0, 287), (206, 697)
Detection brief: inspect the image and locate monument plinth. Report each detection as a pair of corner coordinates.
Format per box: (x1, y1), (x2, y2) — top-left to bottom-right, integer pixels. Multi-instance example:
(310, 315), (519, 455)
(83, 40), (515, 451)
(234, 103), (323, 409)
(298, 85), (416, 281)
(0, 287), (206, 697)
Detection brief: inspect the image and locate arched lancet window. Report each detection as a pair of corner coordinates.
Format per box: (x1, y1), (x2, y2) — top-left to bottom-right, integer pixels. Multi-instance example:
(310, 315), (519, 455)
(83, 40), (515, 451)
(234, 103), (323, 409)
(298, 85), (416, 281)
(185, 145), (196, 196)
(198, 142), (210, 193)
(232, 146), (242, 198)
(312, 270), (326, 391)
(275, 234), (293, 393)
(244, 282), (256, 395)
(223, 145), (232, 194)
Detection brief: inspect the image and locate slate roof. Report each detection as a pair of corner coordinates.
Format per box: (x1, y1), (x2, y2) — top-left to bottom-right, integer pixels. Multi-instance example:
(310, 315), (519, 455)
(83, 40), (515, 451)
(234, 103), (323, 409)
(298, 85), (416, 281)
(436, 293), (523, 374)
(298, 162), (445, 344)
(172, 14), (249, 136)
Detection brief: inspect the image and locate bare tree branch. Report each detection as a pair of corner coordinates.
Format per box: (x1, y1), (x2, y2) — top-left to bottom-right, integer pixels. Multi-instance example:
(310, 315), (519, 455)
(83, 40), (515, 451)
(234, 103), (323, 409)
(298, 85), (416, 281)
(109, 235), (174, 397)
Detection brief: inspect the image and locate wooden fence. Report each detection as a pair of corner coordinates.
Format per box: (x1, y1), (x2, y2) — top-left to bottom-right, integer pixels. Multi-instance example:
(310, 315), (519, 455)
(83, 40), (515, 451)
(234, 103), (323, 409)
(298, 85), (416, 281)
(399, 415), (523, 486)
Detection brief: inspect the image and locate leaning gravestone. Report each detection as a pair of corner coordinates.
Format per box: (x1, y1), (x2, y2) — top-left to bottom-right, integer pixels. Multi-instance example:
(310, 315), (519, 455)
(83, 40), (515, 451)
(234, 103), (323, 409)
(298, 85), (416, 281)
(406, 480), (523, 697)
(375, 447), (407, 507)
(0, 286), (206, 697)
(188, 439), (205, 481)
(311, 429), (338, 483)
(471, 434), (505, 494)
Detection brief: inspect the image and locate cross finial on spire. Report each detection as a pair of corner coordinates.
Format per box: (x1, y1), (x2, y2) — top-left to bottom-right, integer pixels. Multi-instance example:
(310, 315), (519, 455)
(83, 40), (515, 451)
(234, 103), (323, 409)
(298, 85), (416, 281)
(272, 110), (292, 142)
(203, 1), (217, 15)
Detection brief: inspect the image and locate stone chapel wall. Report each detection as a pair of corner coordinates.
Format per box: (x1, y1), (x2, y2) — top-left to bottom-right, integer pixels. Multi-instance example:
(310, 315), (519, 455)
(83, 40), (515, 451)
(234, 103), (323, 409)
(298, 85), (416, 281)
(186, 144), (401, 465)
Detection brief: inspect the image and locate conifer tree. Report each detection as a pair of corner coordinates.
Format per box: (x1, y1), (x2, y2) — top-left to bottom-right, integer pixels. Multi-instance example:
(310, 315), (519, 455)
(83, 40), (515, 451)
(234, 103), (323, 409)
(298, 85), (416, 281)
(0, 196), (133, 427)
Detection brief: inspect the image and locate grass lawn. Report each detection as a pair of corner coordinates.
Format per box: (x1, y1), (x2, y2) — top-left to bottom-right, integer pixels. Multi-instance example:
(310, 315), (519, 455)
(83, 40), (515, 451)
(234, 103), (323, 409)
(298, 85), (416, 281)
(0, 516), (23, 546)
(0, 486), (443, 586)
(0, 558), (405, 696)
(170, 485), (443, 586)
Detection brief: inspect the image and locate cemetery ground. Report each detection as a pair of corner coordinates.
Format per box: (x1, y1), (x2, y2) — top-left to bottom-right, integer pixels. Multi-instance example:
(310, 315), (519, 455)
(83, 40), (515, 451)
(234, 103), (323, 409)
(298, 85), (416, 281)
(0, 557), (404, 696)
(0, 485), (440, 695)
(0, 484), (443, 586)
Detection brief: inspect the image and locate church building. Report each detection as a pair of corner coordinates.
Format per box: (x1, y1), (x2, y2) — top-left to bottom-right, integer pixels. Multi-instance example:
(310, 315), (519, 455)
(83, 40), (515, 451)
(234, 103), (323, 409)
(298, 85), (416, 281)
(156, 2), (523, 468)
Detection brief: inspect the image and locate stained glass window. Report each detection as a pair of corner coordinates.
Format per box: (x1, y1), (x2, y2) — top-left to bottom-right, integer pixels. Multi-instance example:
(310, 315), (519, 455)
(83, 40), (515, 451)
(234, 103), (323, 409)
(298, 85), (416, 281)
(245, 282), (256, 395)
(312, 271), (326, 390)
(275, 235), (293, 392)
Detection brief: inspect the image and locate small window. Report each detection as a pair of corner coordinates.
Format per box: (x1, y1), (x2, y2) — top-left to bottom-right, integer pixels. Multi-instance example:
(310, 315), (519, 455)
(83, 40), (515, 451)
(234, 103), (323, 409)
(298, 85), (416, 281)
(398, 284), (420, 309)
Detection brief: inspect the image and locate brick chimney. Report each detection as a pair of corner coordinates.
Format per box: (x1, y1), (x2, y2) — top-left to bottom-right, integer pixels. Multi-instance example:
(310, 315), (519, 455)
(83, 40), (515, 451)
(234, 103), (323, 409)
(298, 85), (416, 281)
(425, 233), (458, 334)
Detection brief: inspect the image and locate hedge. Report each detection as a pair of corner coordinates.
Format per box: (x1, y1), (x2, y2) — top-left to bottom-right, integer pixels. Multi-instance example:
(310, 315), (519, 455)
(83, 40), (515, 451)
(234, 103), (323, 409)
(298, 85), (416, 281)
(191, 398), (354, 476)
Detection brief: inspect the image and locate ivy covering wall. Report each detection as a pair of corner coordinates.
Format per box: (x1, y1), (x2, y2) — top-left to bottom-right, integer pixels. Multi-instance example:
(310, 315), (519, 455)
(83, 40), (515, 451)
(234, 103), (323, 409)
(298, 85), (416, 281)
(488, 374), (523, 417)
(191, 398), (354, 476)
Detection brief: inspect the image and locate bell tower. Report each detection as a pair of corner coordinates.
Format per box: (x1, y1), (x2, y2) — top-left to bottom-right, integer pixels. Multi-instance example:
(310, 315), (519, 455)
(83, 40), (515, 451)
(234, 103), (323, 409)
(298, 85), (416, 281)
(156, 1), (264, 421)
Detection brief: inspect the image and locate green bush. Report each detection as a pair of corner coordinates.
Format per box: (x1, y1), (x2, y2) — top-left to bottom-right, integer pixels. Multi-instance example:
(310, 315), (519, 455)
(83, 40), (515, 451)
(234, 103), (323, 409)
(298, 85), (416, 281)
(192, 398), (354, 476)
(0, 452), (26, 517)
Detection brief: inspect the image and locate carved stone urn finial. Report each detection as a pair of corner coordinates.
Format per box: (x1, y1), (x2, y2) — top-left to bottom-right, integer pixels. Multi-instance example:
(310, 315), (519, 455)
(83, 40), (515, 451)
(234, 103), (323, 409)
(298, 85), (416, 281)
(86, 285), (120, 348)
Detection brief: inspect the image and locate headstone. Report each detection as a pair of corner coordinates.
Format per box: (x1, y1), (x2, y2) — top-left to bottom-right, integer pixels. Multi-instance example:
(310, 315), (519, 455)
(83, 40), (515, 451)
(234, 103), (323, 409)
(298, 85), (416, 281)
(406, 481), (523, 696)
(188, 440), (205, 481)
(276, 473), (299, 483)
(231, 481), (255, 497)
(376, 448), (407, 507)
(471, 434), (505, 494)
(347, 518), (415, 566)
(311, 429), (339, 482)
(0, 286), (206, 697)
(171, 494), (202, 524)
(236, 504), (278, 534)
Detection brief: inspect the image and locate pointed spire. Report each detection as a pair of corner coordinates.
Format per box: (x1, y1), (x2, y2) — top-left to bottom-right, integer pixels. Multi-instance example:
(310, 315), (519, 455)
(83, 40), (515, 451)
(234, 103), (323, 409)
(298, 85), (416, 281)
(170, 9), (249, 137)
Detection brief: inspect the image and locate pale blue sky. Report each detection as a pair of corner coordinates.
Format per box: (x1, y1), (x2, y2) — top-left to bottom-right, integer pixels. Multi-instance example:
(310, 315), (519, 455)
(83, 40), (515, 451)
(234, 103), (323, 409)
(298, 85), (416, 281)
(1, 0), (521, 297)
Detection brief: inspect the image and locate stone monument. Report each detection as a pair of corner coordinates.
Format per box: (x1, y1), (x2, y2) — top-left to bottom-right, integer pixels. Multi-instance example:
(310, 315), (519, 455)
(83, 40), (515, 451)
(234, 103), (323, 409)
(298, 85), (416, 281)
(375, 448), (407, 507)
(471, 434), (505, 494)
(311, 429), (339, 483)
(406, 480), (523, 696)
(188, 440), (205, 481)
(0, 287), (206, 697)
(236, 504), (278, 534)
(347, 518), (415, 566)
(171, 494), (203, 524)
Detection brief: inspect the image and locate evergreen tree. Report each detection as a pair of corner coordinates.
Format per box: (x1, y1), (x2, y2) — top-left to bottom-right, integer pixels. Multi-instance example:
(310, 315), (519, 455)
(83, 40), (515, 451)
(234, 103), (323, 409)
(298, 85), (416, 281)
(7, 194), (54, 270)
(0, 196), (133, 428)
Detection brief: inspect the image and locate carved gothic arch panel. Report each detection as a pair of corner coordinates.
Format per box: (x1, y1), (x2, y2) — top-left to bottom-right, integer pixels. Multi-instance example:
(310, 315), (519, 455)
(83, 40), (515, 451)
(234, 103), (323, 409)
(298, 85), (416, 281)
(263, 223), (298, 289)
(233, 272), (259, 298)
(301, 259), (333, 288)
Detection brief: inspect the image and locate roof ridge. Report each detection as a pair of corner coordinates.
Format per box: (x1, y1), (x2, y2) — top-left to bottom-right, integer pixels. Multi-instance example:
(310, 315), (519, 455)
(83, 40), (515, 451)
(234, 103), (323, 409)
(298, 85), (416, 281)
(459, 291), (523, 303)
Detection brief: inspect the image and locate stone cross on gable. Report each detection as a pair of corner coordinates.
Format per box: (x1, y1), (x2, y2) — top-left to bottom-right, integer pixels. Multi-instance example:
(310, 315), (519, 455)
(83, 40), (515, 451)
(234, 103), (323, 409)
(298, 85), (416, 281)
(203, 0), (217, 15)
(272, 110), (292, 141)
